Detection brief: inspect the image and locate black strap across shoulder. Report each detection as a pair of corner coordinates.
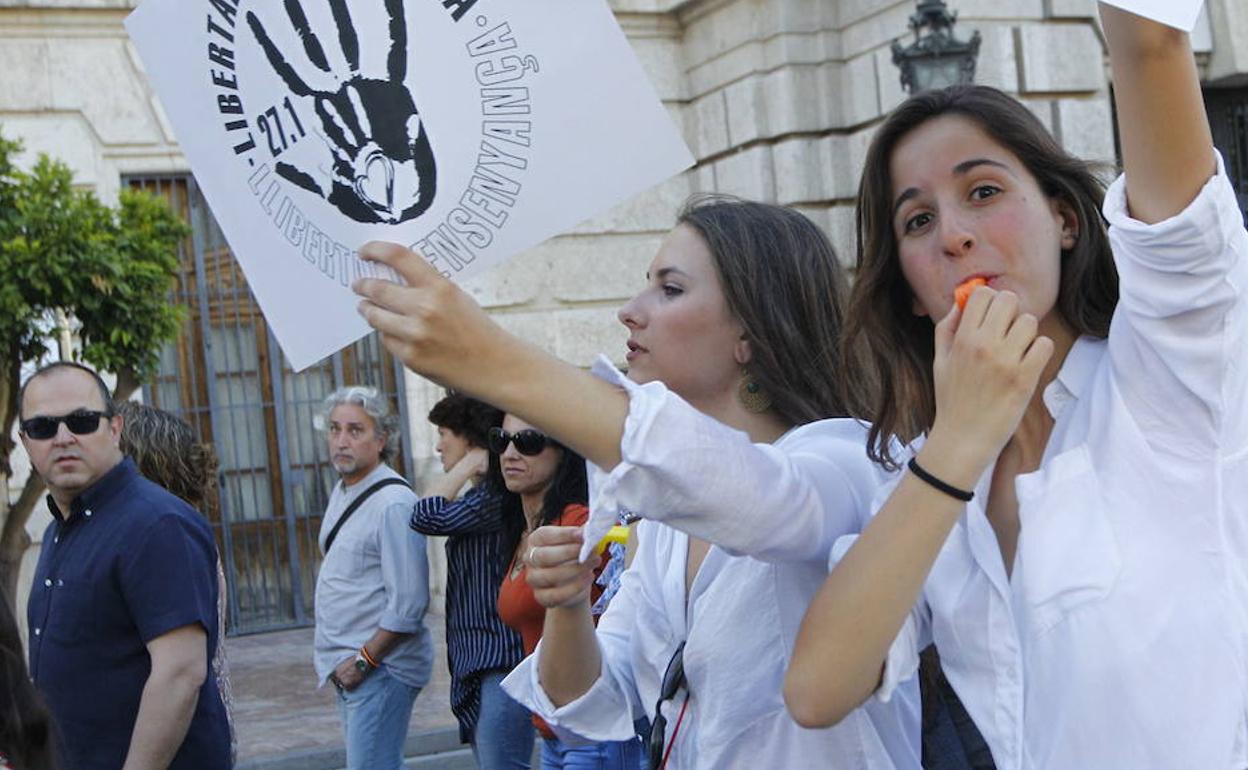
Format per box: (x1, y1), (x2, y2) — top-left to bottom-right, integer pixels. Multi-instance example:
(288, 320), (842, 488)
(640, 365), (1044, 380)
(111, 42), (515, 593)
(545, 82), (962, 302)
(323, 477), (410, 555)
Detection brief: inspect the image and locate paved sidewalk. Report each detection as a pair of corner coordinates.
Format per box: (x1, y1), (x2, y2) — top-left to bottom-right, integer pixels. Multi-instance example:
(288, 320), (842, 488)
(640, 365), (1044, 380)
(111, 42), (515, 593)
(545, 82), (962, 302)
(226, 609), (460, 763)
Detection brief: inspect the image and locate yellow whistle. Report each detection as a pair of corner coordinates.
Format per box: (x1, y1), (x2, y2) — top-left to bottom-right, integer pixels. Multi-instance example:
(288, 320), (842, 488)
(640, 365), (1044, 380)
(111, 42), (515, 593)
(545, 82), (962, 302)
(593, 525), (630, 555)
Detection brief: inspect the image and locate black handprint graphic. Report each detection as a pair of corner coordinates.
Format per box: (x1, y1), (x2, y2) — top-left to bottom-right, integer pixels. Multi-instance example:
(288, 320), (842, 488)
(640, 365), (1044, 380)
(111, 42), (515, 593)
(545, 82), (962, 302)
(246, 0), (436, 225)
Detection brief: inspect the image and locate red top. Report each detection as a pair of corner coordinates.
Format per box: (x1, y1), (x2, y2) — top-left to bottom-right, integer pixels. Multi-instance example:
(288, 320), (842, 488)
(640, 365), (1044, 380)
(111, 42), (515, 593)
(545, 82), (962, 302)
(497, 503), (608, 738)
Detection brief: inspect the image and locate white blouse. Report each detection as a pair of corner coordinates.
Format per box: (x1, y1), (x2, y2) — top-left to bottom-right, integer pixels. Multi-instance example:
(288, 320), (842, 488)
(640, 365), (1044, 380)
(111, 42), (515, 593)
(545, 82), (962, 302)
(504, 362), (921, 769)
(859, 154), (1248, 769)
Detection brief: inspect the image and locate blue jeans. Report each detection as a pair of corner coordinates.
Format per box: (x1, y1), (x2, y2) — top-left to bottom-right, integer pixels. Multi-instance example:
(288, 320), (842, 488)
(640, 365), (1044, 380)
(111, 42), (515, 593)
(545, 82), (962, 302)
(540, 737), (645, 770)
(336, 666), (421, 770)
(473, 669), (535, 770)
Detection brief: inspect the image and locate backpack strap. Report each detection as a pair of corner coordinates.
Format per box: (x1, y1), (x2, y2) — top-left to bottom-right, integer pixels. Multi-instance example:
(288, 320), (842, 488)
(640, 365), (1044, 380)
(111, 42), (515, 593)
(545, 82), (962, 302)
(323, 477), (410, 555)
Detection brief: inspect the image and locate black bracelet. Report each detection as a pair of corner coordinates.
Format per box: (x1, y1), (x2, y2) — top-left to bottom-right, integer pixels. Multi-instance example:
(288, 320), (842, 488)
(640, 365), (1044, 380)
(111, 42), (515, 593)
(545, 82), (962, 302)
(907, 457), (974, 502)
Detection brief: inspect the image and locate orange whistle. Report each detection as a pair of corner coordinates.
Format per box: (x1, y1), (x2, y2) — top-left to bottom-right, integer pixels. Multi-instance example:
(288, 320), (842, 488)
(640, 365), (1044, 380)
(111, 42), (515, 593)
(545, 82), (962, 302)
(954, 277), (989, 311)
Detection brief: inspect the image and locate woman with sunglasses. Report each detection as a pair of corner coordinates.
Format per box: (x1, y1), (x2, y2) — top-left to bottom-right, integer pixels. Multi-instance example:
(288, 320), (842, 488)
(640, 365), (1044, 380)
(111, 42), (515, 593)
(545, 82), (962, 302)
(354, 197), (920, 768)
(783, 6), (1248, 769)
(486, 416), (642, 768)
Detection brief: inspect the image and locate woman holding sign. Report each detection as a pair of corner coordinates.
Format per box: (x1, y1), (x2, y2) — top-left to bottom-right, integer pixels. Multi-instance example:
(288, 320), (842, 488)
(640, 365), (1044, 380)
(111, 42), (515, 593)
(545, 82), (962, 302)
(783, 4), (1248, 769)
(354, 198), (921, 768)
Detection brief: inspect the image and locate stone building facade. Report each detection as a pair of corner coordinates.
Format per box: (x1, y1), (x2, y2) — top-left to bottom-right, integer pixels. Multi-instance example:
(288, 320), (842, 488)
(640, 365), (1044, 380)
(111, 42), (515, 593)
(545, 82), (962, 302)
(3, 0), (1247, 629)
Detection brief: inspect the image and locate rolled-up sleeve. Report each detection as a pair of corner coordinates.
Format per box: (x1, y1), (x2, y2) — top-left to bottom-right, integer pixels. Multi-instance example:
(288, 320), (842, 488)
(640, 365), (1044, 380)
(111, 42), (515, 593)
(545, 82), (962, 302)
(379, 501), (430, 633)
(825, 534), (929, 704)
(410, 485), (503, 536)
(1104, 151), (1248, 458)
(580, 356), (888, 564)
(503, 560), (647, 744)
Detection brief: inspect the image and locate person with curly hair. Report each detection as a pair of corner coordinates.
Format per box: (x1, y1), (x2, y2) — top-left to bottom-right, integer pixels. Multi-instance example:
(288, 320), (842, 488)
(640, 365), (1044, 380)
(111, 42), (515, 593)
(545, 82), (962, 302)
(115, 401), (237, 765)
(410, 394), (535, 769)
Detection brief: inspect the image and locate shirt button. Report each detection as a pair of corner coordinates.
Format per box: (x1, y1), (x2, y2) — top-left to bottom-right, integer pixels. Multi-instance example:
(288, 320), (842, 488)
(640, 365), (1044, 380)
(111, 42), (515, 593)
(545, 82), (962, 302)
(56, 580), (63, 587)
(84, 509), (93, 518)
(44, 579), (52, 588)
(53, 536), (59, 544)
(33, 628), (41, 636)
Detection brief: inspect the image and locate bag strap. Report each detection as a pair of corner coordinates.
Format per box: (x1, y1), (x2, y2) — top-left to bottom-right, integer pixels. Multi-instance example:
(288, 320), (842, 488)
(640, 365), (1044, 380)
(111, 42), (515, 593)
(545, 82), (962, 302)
(323, 477), (410, 555)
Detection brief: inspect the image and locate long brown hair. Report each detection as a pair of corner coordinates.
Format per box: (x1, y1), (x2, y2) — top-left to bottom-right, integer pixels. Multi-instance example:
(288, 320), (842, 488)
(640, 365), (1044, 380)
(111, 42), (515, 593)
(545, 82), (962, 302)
(677, 196), (862, 425)
(116, 401), (218, 512)
(846, 85), (1119, 468)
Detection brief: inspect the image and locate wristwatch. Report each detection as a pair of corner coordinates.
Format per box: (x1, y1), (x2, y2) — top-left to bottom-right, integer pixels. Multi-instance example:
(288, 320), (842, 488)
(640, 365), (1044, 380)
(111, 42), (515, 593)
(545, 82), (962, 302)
(354, 650), (377, 676)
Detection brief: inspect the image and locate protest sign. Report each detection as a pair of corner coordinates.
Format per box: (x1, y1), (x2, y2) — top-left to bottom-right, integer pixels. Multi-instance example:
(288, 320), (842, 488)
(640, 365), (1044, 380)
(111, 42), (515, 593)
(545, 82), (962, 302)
(1098, 0), (1204, 32)
(127, 0), (694, 370)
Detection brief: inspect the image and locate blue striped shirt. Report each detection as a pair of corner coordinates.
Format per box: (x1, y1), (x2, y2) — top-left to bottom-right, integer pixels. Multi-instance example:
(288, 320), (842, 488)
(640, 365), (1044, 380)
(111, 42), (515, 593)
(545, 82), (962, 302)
(410, 484), (524, 742)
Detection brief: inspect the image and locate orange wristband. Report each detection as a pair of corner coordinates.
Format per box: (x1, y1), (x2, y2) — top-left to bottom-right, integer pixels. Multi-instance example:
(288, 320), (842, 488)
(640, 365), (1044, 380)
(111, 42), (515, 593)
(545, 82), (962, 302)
(359, 645), (379, 668)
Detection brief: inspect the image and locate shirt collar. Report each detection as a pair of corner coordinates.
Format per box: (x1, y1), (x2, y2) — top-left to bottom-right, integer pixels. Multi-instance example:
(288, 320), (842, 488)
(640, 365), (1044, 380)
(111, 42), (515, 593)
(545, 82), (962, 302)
(46, 456), (137, 524)
(1042, 335), (1105, 420)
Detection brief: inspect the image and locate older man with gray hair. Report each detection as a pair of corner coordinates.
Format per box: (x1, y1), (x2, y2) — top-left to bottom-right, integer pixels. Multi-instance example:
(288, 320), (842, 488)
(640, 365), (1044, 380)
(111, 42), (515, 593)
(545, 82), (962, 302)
(312, 386), (432, 770)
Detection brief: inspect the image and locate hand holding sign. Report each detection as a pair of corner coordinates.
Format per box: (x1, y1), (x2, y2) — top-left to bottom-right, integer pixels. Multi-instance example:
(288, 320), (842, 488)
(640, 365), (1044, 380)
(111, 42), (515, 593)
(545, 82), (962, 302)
(354, 241), (508, 390)
(245, 0), (436, 224)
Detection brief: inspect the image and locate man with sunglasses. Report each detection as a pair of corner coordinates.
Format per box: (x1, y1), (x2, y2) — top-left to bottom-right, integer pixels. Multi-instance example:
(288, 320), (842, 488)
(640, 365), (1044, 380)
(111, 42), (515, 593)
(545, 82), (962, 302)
(19, 362), (230, 770)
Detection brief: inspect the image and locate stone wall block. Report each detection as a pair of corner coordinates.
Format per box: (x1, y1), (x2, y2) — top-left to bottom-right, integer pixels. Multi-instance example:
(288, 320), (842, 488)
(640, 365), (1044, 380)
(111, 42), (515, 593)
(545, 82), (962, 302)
(766, 64), (827, 135)
(681, 0), (768, 73)
(547, 233), (661, 303)
(0, 39), (52, 110)
(1207, 0), (1248, 81)
(628, 35), (689, 102)
(838, 51), (882, 127)
(1017, 23), (1104, 93)
(1047, 0), (1096, 18)
(951, 0), (1044, 19)
(841, 4), (922, 59)
(48, 40), (164, 144)
(691, 89), (731, 159)
(713, 144), (776, 201)
(825, 203), (859, 270)
(1, 113), (101, 182)
(1055, 94), (1115, 162)
(552, 307), (630, 367)
(774, 136), (829, 205)
(492, 310), (557, 353)
(687, 40), (767, 98)
(723, 74), (767, 146)
(569, 171), (693, 234)
(973, 23), (1022, 92)
(874, 47), (908, 116)
(460, 245), (548, 309)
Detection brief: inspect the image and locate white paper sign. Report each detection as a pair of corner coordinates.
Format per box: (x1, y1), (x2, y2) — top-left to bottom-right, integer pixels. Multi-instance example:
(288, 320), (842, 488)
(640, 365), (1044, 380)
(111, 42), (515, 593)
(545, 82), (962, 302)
(126, 0), (693, 370)
(1098, 0), (1205, 32)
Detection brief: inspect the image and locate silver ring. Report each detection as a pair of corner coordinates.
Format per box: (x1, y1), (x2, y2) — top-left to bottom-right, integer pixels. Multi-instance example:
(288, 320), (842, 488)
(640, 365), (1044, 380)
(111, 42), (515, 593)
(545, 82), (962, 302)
(528, 545), (538, 566)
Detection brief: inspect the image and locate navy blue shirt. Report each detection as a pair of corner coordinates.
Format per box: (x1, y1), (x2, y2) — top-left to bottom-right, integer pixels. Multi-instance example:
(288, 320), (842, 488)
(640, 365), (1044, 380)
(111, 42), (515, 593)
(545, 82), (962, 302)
(27, 458), (231, 770)
(410, 484), (524, 743)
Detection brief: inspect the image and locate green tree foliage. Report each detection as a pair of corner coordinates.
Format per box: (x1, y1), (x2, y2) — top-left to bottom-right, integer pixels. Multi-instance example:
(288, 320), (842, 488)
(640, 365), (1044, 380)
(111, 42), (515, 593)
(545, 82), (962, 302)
(0, 128), (189, 601)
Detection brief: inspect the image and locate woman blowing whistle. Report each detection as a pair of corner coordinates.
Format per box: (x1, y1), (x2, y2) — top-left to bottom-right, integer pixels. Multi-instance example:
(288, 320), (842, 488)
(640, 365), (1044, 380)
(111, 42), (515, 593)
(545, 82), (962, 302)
(785, 4), (1248, 769)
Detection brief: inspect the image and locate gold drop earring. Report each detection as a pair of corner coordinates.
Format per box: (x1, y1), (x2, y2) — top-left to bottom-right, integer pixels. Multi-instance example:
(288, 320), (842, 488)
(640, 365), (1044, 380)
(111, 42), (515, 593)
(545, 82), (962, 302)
(737, 369), (772, 414)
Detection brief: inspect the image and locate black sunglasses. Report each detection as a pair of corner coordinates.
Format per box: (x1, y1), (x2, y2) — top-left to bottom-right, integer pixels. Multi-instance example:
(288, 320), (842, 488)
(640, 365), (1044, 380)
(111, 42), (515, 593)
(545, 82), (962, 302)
(647, 642), (686, 770)
(487, 427), (550, 456)
(20, 409), (111, 441)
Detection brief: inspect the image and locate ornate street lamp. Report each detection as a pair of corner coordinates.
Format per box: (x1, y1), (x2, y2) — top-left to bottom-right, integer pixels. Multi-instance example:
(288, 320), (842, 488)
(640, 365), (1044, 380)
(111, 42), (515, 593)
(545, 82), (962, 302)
(891, 0), (982, 95)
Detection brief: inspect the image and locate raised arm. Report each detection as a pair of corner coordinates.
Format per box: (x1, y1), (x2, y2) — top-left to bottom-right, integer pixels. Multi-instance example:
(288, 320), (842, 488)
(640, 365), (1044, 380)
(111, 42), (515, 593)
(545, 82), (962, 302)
(1100, 3), (1215, 223)
(409, 483), (505, 537)
(786, 288), (1053, 726)
(356, 243), (628, 472)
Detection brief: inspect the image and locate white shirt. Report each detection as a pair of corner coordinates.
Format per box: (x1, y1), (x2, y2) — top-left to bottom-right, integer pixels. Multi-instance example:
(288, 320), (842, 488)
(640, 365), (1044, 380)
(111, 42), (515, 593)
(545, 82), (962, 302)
(504, 362), (921, 769)
(861, 155), (1248, 769)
